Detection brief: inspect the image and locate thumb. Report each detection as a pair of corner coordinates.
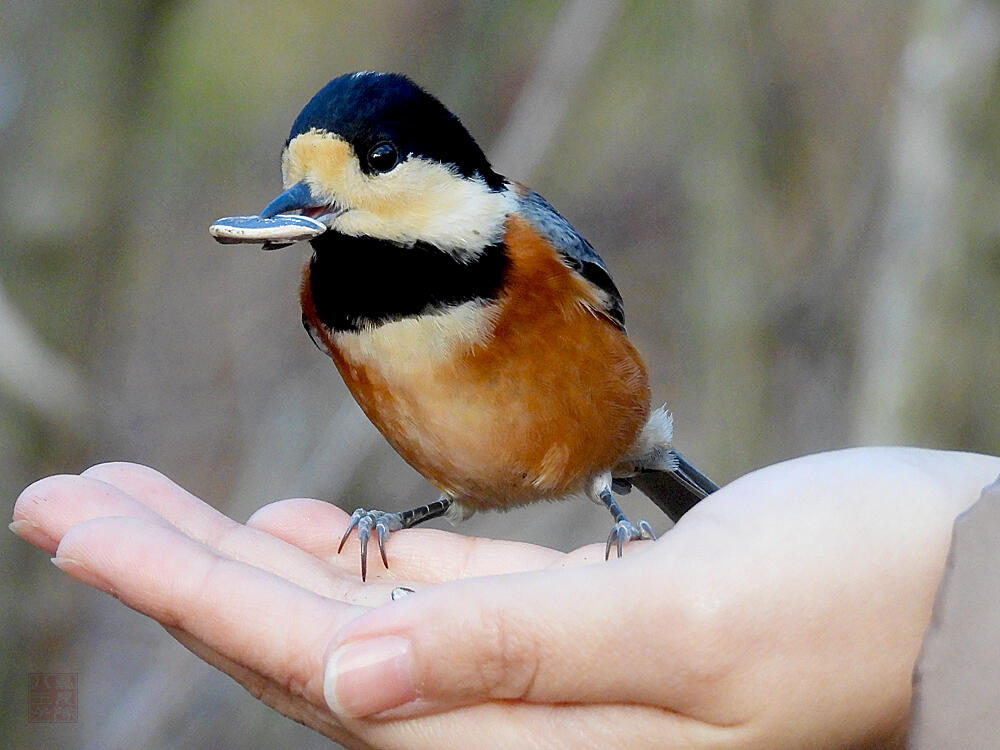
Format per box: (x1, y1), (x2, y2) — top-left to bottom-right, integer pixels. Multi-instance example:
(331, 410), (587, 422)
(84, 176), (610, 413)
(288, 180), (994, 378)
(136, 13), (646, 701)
(322, 552), (713, 720)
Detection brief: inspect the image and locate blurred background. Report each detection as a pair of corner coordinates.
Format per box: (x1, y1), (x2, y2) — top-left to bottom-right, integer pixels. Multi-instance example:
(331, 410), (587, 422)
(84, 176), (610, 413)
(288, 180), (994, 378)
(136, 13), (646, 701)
(3, 0), (999, 747)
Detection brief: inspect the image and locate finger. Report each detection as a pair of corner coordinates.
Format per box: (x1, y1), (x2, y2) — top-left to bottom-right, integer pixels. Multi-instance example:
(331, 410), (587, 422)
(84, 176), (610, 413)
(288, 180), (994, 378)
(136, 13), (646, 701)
(81, 462), (238, 536)
(12, 474), (170, 553)
(13, 464), (230, 553)
(15, 471), (402, 607)
(84, 463), (451, 591)
(53, 515), (365, 709)
(320, 551), (713, 721)
(249, 498), (566, 582)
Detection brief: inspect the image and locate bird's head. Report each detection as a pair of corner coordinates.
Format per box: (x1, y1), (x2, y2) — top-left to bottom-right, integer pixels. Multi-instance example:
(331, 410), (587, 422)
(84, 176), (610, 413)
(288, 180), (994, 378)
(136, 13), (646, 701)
(259, 72), (512, 257)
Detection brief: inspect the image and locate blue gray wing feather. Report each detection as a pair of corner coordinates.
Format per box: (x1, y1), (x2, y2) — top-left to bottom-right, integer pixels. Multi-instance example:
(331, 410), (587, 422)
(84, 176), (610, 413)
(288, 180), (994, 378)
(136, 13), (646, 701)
(517, 190), (626, 330)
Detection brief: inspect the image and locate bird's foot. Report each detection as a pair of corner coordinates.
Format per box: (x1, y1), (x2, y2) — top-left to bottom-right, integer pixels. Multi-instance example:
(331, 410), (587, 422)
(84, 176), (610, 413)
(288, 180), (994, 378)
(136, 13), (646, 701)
(591, 474), (658, 560)
(337, 508), (404, 581)
(605, 518), (656, 560)
(337, 496), (453, 582)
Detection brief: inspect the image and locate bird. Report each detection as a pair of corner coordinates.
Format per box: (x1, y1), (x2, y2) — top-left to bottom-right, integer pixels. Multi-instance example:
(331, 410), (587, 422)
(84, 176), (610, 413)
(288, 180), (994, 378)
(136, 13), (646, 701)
(211, 71), (718, 580)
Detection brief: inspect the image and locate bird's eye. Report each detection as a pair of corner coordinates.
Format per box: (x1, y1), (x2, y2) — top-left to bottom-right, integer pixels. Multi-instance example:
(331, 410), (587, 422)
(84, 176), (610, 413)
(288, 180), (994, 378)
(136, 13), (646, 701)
(367, 142), (398, 173)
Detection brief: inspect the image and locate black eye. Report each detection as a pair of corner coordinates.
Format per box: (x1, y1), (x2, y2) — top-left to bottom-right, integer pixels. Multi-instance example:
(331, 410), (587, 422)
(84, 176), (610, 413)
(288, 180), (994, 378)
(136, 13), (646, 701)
(367, 142), (398, 173)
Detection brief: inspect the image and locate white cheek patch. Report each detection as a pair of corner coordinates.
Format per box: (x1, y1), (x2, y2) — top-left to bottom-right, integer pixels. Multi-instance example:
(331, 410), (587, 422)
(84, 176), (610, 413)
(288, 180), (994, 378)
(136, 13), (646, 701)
(331, 158), (516, 260)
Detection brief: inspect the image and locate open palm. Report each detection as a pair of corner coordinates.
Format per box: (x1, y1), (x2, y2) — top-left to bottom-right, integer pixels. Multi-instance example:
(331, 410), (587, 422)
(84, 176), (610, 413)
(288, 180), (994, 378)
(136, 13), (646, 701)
(12, 448), (998, 749)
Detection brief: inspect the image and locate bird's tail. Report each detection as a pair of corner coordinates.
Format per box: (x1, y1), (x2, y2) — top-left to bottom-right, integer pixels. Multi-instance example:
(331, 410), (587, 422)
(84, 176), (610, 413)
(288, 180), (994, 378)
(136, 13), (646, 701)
(629, 450), (719, 522)
(615, 406), (719, 522)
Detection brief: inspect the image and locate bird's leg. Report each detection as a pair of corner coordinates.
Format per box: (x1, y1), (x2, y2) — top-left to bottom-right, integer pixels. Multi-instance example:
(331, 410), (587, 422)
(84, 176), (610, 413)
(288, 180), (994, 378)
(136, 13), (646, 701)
(590, 474), (656, 560)
(338, 495), (452, 581)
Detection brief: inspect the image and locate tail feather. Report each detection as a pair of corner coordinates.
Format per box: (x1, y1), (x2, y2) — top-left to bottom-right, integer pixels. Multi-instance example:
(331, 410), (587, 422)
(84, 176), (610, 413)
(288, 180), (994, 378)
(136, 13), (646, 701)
(629, 450), (719, 522)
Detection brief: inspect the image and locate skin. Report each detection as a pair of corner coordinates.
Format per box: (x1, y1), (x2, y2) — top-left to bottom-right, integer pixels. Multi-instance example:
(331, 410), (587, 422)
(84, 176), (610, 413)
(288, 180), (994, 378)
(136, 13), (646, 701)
(10, 447), (999, 750)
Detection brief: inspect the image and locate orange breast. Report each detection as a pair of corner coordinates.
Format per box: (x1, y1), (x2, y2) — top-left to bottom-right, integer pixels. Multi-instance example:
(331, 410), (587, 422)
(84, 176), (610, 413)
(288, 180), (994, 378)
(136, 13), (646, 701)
(301, 216), (650, 509)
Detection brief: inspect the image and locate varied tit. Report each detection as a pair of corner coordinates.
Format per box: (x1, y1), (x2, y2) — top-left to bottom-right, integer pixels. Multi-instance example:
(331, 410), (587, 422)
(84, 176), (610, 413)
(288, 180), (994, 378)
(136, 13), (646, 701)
(211, 71), (719, 580)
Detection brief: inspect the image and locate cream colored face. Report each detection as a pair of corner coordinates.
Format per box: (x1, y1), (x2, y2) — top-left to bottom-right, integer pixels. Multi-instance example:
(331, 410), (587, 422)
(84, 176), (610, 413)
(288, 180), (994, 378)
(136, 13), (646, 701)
(282, 129), (515, 257)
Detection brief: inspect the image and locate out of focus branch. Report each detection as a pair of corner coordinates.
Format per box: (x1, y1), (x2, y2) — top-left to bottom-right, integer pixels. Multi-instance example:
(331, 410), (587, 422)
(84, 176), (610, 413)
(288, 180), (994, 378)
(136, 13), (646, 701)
(0, 282), (88, 428)
(851, 0), (1000, 442)
(490, 0), (622, 181)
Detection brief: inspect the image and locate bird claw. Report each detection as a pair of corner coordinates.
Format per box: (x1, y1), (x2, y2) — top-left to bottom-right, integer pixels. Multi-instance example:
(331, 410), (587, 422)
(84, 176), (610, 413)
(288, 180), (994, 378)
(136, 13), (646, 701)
(337, 508), (404, 581)
(604, 518), (657, 560)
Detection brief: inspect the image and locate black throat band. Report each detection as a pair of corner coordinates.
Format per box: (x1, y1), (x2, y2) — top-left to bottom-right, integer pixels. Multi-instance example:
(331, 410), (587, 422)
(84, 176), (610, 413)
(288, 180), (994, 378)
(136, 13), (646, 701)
(307, 232), (508, 333)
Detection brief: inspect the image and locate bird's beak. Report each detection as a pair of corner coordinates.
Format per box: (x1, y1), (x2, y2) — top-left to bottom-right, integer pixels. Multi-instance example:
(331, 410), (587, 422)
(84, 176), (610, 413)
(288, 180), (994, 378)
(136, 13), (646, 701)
(258, 181), (345, 227)
(210, 181), (346, 250)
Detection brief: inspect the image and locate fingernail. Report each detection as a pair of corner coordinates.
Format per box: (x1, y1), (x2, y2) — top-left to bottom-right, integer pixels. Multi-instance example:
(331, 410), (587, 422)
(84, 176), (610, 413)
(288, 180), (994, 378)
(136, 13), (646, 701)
(245, 504), (278, 527)
(324, 636), (416, 718)
(9, 519), (37, 540)
(9, 519), (56, 549)
(51, 557), (112, 594)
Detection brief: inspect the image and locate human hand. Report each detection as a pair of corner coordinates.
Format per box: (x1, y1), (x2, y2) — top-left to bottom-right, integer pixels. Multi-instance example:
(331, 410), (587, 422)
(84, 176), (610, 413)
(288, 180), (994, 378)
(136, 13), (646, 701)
(11, 448), (999, 749)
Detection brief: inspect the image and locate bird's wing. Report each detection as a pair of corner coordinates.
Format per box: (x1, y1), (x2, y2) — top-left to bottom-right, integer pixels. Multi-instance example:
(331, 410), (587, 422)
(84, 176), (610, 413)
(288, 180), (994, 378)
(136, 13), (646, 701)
(517, 189), (626, 331)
